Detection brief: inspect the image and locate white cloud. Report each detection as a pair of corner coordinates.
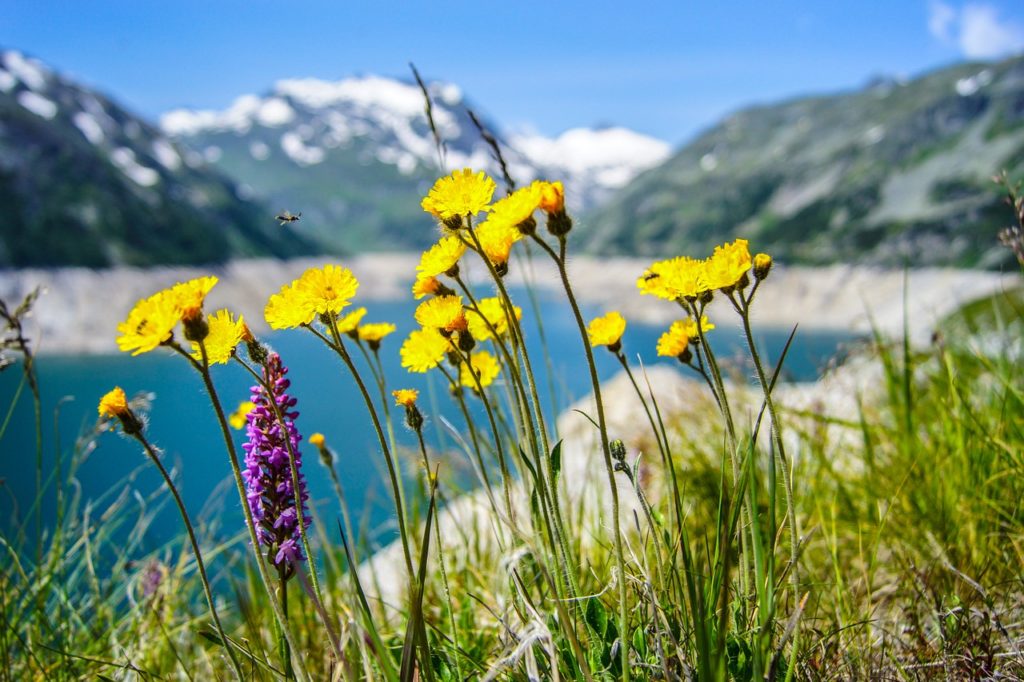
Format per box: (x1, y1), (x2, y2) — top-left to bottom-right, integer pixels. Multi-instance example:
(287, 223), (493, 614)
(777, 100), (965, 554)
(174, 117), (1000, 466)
(959, 4), (1024, 58)
(929, 1), (956, 42)
(928, 2), (1024, 59)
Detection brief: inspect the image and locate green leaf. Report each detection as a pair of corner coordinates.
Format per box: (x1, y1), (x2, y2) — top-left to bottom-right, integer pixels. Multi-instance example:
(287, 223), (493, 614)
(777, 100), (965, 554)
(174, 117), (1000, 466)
(631, 626), (648, 660)
(585, 597), (608, 638)
(550, 439), (563, 484)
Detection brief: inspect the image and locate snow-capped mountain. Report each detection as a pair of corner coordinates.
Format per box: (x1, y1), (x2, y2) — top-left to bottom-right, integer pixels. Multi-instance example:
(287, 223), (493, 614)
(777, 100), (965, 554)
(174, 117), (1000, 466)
(161, 76), (670, 252)
(0, 48), (312, 267)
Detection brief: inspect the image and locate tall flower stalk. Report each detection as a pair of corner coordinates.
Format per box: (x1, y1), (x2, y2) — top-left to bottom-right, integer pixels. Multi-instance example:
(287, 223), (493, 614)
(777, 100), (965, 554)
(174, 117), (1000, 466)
(242, 353), (312, 572)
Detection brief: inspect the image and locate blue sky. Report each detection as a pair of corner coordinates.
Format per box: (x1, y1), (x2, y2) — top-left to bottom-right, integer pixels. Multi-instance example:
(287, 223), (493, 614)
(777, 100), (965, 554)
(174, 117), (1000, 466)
(2, 1), (1023, 144)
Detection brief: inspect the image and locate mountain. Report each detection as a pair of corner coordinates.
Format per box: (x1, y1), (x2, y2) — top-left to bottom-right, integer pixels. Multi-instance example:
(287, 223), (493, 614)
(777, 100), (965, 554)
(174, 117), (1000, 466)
(0, 49), (313, 268)
(585, 55), (1024, 269)
(161, 77), (670, 253)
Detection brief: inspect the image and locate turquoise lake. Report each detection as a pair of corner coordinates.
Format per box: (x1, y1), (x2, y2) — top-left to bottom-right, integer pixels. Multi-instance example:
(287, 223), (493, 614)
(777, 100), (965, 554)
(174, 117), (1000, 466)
(0, 288), (857, 554)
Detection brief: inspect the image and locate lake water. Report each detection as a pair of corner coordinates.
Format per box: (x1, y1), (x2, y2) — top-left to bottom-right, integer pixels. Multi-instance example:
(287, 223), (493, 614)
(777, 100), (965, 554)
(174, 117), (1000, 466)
(0, 288), (857, 553)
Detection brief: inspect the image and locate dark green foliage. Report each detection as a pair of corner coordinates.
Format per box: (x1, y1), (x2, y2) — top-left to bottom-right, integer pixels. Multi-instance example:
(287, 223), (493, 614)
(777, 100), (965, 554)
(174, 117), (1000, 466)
(0, 60), (315, 268)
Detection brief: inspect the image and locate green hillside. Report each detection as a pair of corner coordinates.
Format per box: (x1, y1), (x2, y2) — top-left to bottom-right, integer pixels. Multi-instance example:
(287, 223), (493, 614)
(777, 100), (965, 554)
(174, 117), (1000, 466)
(585, 55), (1024, 268)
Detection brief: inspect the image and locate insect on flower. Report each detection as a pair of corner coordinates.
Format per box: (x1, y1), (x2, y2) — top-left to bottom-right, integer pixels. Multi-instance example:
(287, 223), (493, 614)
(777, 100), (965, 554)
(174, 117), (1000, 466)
(275, 210), (302, 226)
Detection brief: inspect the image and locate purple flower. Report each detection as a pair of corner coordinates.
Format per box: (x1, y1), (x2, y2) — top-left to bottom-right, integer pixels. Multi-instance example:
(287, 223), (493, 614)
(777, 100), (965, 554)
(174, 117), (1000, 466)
(241, 353), (311, 573)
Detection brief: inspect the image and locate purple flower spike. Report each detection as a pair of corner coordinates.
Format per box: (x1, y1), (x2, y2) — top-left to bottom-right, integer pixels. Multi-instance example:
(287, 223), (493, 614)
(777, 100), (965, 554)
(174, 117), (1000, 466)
(242, 353), (311, 573)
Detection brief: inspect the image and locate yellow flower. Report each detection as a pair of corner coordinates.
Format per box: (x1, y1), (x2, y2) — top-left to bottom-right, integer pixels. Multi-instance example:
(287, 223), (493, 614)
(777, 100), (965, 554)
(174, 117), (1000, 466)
(467, 297), (521, 341)
(98, 387), (128, 418)
(192, 309), (245, 364)
(414, 295), (467, 334)
(412, 274), (442, 300)
(538, 180), (565, 213)
(703, 239), (752, 290)
(392, 388), (419, 407)
(475, 216), (521, 268)
(336, 306), (368, 334)
(400, 328), (450, 373)
(229, 400), (255, 430)
(421, 168), (496, 221)
(587, 311), (627, 348)
(682, 315), (715, 339)
(656, 324), (689, 358)
(459, 350), (501, 389)
(417, 236), (467, 278)
(170, 276), (218, 318)
(357, 322), (397, 343)
(637, 256), (707, 301)
(488, 181), (542, 227)
(116, 291), (180, 355)
(657, 316), (716, 357)
(295, 265), (359, 317)
(265, 282), (314, 330)
(309, 432), (326, 448)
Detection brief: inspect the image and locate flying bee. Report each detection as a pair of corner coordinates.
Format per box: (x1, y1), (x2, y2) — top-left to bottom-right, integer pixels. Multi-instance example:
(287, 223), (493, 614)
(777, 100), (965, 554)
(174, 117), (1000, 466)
(276, 210), (302, 226)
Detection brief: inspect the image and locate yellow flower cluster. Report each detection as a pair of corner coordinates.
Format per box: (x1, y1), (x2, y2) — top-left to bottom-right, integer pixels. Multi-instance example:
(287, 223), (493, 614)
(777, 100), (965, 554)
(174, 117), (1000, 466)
(229, 400), (256, 430)
(265, 265), (360, 330)
(656, 316), (715, 358)
(417, 236), (467, 279)
(587, 311), (627, 349)
(421, 169), (496, 222)
(415, 295), (467, 335)
(192, 309), (246, 365)
(336, 307), (368, 334)
(392, 388), (419, 407)
(638, 239), (763, 301)
(357, 322), (396, 343)
(117, 276), (232, 357)
(459, 350), (500, 389)
(467, 297), (521, 342)
(400, 328), (450, 373)
(98, 386), (128, 418)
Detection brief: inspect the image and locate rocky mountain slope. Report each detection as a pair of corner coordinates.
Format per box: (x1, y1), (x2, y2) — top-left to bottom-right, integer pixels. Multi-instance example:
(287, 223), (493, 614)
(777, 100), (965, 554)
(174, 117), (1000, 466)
(585, 55), (1024, 269)
(0, 49), (313, 268)
(161, 77), (670, 253)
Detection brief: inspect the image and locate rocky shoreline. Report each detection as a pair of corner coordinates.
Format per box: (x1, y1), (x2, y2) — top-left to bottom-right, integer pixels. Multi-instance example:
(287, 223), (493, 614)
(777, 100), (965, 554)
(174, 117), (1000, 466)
(0, 254), (1016, 354)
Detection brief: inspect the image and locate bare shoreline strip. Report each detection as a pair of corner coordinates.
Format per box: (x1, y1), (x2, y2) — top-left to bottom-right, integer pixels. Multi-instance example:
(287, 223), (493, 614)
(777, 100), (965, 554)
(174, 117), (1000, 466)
(0, 254), (1016, 355)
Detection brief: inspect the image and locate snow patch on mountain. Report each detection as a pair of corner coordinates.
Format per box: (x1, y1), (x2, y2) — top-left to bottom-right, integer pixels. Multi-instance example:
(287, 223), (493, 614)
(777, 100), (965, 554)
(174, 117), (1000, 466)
(3, 51), (49, 91)
(17, 91), (57, 119)
(72, 111), (105, 144)
(110, 148), (160, 187)
(160, 74), (672, 210)
(280, 131), (325, 165)
(0, 70), (15, 93)
(151, 139), (182, 170)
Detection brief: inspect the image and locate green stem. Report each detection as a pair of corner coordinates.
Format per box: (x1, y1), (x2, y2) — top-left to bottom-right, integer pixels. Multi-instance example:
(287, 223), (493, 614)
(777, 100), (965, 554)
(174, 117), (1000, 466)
(323, 319), (415, 578)
(536, 234), (631, 681)
(734, 290), (801, 668)
(279, 566), (293, 680)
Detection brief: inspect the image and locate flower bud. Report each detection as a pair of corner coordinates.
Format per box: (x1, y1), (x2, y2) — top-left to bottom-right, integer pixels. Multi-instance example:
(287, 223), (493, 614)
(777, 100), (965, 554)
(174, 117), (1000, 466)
(457, 331), (476, 353)
(610, 438), (627, 462)
(516, 216), (537, 236)
(246, 338), (269, 366)
(182, 308), (209, 342)
(404, 404), (424, 432)
(546, 211), (573, 237)
(753, 253), (773, 280)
